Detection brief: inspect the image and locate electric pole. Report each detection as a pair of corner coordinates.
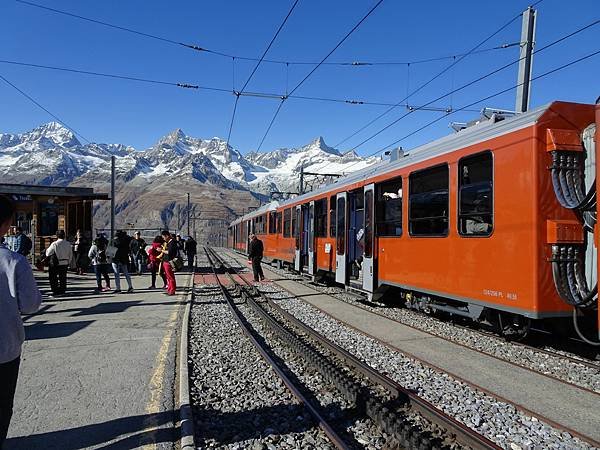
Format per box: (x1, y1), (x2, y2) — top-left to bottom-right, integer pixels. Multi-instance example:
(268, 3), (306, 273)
(187, 192), (190, 237)
(515, 6), (537, 113)
(299, 164), (304, 195)
(110, 155), (115, 242)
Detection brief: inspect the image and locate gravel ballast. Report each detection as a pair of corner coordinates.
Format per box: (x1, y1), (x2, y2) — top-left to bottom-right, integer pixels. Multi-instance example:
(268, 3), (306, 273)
(258, 284), (595, 450)
(188, 284), (334, 449)
(264, 263), (600, 394)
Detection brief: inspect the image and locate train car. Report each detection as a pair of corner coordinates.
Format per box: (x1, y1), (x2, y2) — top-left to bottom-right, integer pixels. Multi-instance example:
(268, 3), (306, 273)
(230, 101), (599, 338)
(228, 202), (280, 258)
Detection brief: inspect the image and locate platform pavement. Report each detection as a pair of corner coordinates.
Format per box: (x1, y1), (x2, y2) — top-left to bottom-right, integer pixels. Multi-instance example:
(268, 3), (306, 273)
(5, 269), (193, 450)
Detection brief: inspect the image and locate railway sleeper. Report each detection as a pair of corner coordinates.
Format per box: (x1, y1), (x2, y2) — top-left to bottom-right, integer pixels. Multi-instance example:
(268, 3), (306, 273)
(246, 291), (449, 449)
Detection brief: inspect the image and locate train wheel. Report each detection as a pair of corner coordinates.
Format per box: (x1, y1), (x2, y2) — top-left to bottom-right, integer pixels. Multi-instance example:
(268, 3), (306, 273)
(497, 312), (531, 341)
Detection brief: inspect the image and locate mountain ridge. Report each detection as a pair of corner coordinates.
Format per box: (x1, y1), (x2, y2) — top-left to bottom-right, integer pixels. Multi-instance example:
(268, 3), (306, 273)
(0, 122), (379, 231)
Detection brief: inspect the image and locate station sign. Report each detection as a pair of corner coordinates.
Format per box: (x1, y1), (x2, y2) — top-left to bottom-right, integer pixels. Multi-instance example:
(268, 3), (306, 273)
(11, 194), (33, 202)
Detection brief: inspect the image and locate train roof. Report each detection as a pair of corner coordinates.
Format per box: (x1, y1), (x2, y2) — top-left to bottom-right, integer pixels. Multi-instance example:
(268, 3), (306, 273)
(276, 101), (556, 208)
(230, 201), (279, 226)
(229, 101), (586, 226)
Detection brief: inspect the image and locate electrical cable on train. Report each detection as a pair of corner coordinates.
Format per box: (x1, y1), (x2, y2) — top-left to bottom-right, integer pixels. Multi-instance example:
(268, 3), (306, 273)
(228, 100), (600, 348)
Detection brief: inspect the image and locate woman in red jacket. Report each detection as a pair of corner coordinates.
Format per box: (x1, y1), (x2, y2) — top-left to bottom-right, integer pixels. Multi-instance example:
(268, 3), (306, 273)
(147, 236), (167, 290)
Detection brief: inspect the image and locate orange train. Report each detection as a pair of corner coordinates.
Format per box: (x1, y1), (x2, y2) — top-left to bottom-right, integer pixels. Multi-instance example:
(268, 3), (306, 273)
(229, 100), (600, 339)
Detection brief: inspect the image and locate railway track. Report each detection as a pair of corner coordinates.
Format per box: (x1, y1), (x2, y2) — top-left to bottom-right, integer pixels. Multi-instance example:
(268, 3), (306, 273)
(218, 248), (600, 448)
(200, 246), (499, 450)
(239, 253), (600, 394)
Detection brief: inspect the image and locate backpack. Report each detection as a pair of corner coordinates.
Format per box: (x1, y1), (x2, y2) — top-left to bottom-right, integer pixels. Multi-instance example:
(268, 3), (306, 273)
(96, 242), (108, 264)
(21, 234), (32, 256)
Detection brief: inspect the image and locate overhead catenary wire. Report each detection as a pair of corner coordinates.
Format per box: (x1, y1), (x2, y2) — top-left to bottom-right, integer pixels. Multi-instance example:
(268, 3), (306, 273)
(0, 59), (221, 91)
(380, 48), (600, 151)
(0, 73), (91, 143)
(333, 8), (524, 148)
(0, 58), (480, 112)
(340, 47), (600, 175)
(226, 0), (301, 150)
(256, 0), (386, 150)
(345, 17), (600, 155)
(14, 0), (518, 68)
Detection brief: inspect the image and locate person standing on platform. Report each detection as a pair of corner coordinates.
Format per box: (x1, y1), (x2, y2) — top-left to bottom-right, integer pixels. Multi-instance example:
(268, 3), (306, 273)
(147, 235), (167, 290)
(45, 230), (73, 296)
(88, 235), (112, 293)
(112, 230), (133, 293)
(11, 227), (32, 258)
(248, 233), (265, 282)
(161, 230), (178, 296)
(0, 195), (42, 448)
(73, 229), (90, 275)
(129, 231), (146, 275)
(184, 236), (197, 271)
(175, 234), (185, 254)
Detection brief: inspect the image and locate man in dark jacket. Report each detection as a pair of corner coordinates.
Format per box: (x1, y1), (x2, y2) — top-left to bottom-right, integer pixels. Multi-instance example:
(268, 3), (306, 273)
(184, 237), (197, 271)
(11, 227), (32, 257)
(248, 233), (265, 282)
(112, 230), (133, 293)
(129, 232), (146, 275)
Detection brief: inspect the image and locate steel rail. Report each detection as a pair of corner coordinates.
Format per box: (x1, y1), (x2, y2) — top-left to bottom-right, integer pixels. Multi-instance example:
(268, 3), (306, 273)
(200, 248), (350, 450)
(225, 249), (600, 448)
(211, 247), (500, 450)
(249, 249), (600, 382)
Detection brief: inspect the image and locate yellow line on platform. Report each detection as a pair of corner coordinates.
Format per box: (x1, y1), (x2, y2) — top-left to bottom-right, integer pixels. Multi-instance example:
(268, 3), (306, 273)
(140, 296), (181, 449)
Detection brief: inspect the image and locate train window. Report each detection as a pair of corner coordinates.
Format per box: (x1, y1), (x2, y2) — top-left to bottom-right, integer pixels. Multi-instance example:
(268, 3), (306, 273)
(336, 197), (346, 255)
(315, 199), (327, 237)
(283, 208), (291, 237)
(364, 190), (373, 258)
(329, 195), (337, 237)
(409, 165), (449, 236)
(459, 152), (493, 236)
(255, 215), (265, 234)
(268, 211), (277, 234)
(276, 211), (282, 234)
(376, 177), (403, 237)
(291, 208), (297, 238)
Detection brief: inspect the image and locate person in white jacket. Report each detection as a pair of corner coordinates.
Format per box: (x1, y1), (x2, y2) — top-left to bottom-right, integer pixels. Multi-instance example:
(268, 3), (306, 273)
(0, 195), (42, 447)
(45, 230), (73, 296)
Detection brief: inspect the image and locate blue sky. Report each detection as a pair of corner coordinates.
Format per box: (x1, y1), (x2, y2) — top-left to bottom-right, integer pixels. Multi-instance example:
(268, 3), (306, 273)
(1, 0), (598, 156)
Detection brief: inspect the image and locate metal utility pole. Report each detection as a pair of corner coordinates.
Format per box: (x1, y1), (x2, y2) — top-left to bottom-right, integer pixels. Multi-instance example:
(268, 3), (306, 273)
(187, 192), (190, 237)
(299, 164), (304, 195)
(110, 155), (115, 242)
(515, 6), (537, 113)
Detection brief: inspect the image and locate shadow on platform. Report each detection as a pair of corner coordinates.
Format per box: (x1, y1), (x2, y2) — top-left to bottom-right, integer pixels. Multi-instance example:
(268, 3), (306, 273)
(24, 320), (94, 340)
(5, 411), (174, 450)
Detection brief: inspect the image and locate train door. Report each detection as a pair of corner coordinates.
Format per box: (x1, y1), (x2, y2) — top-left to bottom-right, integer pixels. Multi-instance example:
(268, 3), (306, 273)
(347, 188), (365, 284)
(362, 184), (376, 292)
(247, 219), (252, 251)
(335, 192), (348, 284)
(308, 201), (316, 275)
(294, 205), (302, 271)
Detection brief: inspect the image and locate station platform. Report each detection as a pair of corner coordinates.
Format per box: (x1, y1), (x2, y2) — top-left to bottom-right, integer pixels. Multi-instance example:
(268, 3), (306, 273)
(5, 269), (192, 450)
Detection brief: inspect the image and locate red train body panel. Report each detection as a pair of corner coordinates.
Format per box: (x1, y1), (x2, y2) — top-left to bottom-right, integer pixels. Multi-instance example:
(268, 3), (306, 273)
(228, 101), (598, 327)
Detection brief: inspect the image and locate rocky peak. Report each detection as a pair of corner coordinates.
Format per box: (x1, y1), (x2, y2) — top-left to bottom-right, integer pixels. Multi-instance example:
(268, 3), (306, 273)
(304, 136), (340, 156)
(22, 121), (81, 148)
(157, 128), (186, 148)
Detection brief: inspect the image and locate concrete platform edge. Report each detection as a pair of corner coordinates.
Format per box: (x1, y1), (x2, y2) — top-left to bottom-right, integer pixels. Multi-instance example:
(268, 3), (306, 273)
(178, 275), (195, 450)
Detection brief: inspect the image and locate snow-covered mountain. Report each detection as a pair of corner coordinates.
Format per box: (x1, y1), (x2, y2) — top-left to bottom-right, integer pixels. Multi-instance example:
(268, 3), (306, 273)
(0, 122), (379, 229)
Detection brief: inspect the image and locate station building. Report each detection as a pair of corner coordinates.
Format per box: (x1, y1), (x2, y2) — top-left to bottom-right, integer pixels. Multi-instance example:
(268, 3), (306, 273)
(0, 183), (109, 258)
